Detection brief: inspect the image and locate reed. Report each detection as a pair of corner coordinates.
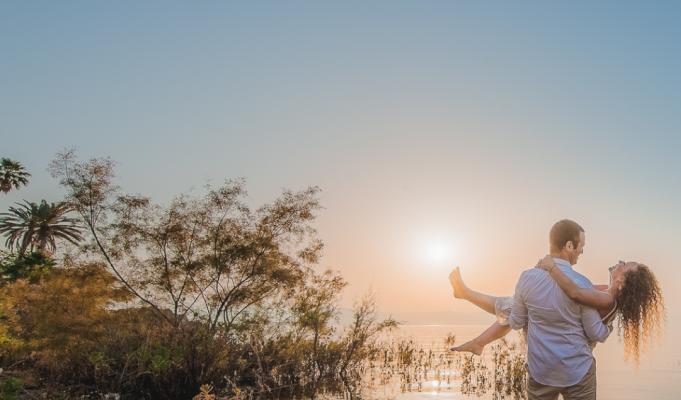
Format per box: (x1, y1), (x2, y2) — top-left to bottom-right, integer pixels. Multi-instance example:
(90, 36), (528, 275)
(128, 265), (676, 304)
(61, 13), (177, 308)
(341, 333), (527, 399)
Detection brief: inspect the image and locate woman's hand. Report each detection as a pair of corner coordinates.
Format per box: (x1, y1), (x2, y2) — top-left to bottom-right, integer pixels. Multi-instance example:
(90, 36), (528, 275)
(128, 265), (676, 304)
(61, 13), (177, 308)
(535, 255), (556, 273)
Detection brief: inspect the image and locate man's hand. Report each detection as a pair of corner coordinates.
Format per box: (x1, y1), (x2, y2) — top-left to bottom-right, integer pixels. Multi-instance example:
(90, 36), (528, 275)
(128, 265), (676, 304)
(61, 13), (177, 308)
(535, 255), (555, 272)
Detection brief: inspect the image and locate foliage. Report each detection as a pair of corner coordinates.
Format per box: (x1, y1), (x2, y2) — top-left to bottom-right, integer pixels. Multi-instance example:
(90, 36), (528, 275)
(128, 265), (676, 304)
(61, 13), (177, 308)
(459, 339), (527, 400)
(0, 200), (83, 256)
(291, 269), (346, 391)
(0, 377), (23, 400)
(49, 149), (323, 332)
(0, 262), (132, 365)
(0, 150), (399, 399)
(347, 333), (527, 400)
(0, 258), (397, 399)
(0, 158), (30, 194)
(0, 251), (55, 283)
(339, 294), (398, 380)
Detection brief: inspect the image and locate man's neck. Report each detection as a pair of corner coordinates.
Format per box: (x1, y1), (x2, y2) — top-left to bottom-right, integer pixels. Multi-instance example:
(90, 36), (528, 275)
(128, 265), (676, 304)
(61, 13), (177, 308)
(549, 252), (572, 266)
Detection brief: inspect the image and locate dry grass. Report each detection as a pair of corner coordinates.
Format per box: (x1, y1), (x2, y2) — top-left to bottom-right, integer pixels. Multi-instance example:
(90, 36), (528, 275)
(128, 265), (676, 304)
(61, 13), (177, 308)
(336, 334), (528, 400)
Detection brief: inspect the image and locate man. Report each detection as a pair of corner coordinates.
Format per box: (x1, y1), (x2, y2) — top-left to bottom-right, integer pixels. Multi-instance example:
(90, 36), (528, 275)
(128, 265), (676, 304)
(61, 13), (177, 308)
(508, 219), (611, 400)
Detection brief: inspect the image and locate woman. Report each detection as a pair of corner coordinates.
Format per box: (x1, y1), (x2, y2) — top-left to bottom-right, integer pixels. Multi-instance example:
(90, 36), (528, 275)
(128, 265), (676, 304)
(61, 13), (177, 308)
(449, 256), (664, 364)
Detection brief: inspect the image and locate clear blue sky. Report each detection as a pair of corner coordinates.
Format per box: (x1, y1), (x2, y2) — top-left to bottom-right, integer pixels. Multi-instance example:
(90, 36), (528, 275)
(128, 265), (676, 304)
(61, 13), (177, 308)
(2, 1), (681, 313)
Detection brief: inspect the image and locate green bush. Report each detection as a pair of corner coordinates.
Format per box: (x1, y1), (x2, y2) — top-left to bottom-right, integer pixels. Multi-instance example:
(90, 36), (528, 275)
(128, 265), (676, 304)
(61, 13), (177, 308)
(0, 251), (54, 284)
(0, 377), (23, 400)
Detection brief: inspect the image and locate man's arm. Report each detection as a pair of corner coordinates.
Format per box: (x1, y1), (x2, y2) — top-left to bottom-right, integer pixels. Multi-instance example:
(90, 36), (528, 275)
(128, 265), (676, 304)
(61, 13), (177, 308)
(581, 305), (612, 343)
(508, 272), (528, 330)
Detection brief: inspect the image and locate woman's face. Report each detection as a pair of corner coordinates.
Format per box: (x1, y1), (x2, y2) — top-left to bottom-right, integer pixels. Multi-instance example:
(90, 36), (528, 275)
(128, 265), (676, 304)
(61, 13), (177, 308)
(609, 261), (639, 288)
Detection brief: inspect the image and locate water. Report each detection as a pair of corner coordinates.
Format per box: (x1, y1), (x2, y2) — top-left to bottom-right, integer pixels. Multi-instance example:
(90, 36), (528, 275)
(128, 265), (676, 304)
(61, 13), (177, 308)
(351, 320), (681, 400)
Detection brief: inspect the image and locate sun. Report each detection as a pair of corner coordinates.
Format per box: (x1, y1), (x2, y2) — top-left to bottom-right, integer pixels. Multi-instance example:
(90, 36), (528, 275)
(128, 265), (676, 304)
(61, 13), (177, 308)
(411, 231), (460, 266)
(425, 241), (451, 263)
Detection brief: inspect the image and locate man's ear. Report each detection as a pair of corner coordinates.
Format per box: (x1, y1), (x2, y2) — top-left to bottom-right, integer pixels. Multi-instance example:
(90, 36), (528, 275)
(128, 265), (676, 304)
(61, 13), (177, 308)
(565, 241), (575, 251)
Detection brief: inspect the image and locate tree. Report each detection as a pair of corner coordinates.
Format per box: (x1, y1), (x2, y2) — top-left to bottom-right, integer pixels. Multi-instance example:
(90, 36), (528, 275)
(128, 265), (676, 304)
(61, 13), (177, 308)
(0, 158), (31, 194)
(291, 269), (347, 396)
(0, 150), (399, 398)
(49, 149), (324, 332)
(0, 200), (83, 255)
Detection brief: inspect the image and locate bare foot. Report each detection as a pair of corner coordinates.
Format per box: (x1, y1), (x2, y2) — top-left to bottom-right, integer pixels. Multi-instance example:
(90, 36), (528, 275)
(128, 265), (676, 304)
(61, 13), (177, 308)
(449, 267), (468, 299)
(451, 339), (484, 356)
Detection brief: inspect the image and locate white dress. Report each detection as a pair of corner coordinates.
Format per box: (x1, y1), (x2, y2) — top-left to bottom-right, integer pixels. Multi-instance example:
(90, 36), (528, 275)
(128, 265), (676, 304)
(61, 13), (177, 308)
(494, 296), (515, 326)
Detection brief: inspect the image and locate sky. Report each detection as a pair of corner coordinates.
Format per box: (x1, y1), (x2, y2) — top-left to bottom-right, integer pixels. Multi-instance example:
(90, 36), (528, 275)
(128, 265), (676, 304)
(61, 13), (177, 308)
(2, 1), (681, 320)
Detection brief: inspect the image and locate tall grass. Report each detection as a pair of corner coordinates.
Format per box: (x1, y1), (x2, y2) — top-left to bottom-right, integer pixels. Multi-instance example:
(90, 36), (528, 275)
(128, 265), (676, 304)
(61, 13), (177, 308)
(339, 333), (527, 400)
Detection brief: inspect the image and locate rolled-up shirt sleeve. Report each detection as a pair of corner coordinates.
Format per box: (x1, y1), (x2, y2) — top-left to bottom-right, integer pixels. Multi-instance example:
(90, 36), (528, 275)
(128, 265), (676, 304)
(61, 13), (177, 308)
(508, 272), (528, 330)
(581, 305), (612, 343)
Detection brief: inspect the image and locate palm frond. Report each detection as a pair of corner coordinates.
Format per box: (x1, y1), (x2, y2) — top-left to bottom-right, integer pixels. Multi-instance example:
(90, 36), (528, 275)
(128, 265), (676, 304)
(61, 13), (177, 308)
(0, 158), (31, 193)
(0, 199), (83, 254)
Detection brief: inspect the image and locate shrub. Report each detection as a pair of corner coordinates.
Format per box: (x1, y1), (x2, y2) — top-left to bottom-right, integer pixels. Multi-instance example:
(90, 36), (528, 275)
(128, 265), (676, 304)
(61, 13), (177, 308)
(0, 377), (23, 400)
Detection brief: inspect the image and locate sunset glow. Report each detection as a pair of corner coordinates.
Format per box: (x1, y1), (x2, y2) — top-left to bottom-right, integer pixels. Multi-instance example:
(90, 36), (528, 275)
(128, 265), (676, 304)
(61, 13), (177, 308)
(425, 241), (452, 264)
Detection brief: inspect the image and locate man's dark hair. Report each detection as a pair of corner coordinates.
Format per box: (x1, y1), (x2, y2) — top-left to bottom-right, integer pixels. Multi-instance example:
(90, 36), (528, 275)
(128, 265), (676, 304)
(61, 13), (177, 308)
(549, 219), (584, 251)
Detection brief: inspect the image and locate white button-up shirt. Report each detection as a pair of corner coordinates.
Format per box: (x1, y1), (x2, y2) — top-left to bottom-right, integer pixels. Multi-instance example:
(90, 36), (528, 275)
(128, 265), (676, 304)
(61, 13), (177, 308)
(508, 258), (612, 387)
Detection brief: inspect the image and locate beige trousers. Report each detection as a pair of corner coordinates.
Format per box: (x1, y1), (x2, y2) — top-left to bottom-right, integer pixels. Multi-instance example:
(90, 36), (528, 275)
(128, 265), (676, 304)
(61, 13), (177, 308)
(527, 358), (597, 400)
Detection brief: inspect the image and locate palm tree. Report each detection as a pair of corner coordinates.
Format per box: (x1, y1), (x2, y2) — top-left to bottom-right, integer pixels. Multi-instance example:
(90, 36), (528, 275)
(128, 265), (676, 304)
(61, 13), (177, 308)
(0, 200), (83, 255)
(0, 158), (31, 194)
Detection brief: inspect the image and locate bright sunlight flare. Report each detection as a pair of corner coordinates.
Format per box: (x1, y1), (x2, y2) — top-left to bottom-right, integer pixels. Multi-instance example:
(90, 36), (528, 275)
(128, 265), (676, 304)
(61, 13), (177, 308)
(425, 241), (451, 263)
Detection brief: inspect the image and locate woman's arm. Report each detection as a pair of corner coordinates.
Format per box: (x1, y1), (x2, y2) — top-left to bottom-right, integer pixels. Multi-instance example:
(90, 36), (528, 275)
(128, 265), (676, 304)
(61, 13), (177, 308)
(537, 256), (614, 310)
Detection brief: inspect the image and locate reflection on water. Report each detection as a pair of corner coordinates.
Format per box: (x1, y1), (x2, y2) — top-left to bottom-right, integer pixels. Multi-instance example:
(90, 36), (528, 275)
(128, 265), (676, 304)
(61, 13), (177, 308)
(325, 320), (681, 400)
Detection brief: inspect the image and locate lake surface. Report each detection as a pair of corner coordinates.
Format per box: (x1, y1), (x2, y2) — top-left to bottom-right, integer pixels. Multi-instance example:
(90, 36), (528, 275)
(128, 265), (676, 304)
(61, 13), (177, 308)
(350, 319), (681, 400)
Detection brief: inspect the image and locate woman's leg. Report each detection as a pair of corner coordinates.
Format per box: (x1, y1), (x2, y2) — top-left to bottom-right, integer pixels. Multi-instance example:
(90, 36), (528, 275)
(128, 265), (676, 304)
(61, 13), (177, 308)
(451, 322), (512, 356)
(449, 267), (514, 355)
(449, 267), (498, 315)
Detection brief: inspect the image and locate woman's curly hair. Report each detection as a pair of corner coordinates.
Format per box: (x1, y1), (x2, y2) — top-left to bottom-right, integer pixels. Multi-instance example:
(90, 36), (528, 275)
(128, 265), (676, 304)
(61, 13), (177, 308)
(614, 263), (665, 365)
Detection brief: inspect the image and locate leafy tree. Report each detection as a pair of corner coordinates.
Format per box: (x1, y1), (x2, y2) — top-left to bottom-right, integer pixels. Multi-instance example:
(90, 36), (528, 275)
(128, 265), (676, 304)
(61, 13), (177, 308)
(49, 149), (324, 333)
(292, 269), (347, 391)
(0, 200), (83, 256)
(0, 158), (30, 194)
(12, 150), (399, 398)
